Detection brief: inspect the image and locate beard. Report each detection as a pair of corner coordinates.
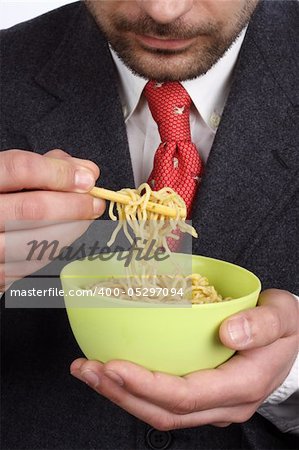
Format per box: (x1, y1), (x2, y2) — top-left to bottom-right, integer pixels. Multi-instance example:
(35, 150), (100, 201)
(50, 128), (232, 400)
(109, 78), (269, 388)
(85, 1), (259, 82)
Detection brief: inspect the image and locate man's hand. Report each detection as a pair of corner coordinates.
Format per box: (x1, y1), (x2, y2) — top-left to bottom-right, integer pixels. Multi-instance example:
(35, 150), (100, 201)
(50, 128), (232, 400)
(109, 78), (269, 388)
(71, 289), (299, 430)
(0, 149), (105, 290)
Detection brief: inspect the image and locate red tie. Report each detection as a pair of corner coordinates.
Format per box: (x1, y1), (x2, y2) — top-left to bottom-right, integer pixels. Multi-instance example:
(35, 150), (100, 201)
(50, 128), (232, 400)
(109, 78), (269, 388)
(144, 81), (204, 218)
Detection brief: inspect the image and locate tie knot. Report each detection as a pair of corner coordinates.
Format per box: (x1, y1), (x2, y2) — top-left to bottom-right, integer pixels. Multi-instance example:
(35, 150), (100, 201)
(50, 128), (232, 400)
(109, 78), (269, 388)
(144, 81), (192, 142)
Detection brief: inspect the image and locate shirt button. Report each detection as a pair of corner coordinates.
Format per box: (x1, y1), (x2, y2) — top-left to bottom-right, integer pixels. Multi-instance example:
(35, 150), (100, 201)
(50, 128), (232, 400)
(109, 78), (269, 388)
(122, 104), (128, 118)
(146, 428), (172, 449)
(209, 112), (221, 129)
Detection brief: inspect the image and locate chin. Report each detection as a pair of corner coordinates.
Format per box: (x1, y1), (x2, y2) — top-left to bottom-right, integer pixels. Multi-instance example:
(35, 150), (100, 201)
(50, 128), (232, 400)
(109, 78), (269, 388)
(121, 51), (203, 81)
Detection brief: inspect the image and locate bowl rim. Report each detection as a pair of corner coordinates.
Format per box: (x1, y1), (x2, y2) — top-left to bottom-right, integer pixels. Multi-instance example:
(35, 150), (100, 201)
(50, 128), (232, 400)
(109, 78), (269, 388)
(60, 253), (261, 308)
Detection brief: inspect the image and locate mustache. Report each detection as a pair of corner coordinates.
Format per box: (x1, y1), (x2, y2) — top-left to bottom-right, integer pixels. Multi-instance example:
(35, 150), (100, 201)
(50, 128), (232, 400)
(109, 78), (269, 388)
(113, 14), (216, 40)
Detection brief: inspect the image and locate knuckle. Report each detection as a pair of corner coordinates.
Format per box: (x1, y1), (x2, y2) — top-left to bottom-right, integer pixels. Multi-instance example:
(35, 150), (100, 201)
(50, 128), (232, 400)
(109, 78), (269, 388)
(54, 161), (76, 190)
(171, 396), (196, 414)
(5, 151), (35, 185)
(247, 371), (268, 403)
(102, 388), (119, 404)
(246, 389), (263, 404)
(150, 414), (176, 431)
(234, 407), (256, 424)
(266, 308), (282, 336)
(253, 384), (268, 403)
(45, 149), (69, 159)
(14, 195), (46, 221)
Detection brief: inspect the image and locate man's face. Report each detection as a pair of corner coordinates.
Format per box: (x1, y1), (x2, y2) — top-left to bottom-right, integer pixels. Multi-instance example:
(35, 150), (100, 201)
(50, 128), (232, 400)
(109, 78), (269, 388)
(85, 0), (259, 81)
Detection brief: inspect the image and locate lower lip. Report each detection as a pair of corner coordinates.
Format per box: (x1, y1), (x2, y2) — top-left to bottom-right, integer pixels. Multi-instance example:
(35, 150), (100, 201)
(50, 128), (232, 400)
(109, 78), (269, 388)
(135, 34), (195, 51)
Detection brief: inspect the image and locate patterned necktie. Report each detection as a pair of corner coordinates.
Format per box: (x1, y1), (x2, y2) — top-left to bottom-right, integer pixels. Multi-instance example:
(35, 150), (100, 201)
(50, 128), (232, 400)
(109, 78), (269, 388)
(144, 81), (204, 218)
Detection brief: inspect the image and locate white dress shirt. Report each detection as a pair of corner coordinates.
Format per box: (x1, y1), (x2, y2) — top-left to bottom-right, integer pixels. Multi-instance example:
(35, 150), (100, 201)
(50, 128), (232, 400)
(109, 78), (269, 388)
(110, 28), (298, 434)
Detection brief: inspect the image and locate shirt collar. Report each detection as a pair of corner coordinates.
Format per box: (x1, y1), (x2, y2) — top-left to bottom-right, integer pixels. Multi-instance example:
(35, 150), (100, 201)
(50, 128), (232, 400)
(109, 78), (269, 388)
(110, 27), (246, 127)
(110, 47), (147, 121)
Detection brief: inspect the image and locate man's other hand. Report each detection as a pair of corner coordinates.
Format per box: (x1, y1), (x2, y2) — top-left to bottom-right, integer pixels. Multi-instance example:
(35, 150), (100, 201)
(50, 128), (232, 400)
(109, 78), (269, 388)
(71, 289), (299, 430)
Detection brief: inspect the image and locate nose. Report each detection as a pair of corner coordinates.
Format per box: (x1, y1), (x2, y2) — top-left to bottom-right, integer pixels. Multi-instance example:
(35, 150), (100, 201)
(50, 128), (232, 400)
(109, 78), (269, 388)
(137, 0), (194, 24)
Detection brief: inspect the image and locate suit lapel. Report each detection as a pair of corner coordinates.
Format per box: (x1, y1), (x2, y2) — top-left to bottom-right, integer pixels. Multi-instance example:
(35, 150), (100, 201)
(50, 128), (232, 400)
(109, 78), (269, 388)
(26, 3), (134, 192)
(193, 1), (299, 263)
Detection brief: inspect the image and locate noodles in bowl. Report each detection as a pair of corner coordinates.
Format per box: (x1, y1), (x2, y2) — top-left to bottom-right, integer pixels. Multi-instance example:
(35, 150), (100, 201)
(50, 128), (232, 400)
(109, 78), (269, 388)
(88, 273), (230, 305)
(87, 183), (230, 304)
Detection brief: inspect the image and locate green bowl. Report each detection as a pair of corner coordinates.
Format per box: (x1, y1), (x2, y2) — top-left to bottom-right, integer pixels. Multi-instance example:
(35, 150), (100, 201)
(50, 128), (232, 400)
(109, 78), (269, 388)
(61, 253), (261, 375)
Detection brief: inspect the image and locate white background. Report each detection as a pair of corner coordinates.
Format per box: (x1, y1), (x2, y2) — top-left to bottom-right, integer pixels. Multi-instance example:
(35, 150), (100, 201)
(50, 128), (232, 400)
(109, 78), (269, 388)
(0, 0), (75, 29)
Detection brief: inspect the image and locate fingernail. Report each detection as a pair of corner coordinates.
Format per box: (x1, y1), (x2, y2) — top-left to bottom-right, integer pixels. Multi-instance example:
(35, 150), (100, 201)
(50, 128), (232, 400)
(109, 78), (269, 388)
(227, 317), (252, 346)
(81, 370), (100, 387)
(70, 360), (83, 372)
(75, 169), (95, 191)
(104, 370), (124, 386)
(93, 198), (105, 217)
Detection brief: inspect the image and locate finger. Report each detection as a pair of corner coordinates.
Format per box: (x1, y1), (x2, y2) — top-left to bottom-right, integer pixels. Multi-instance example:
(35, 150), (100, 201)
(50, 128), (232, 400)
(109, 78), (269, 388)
(95, 377), (250, 431)
(0, 149), (97, 193)
(103, 344), (298, 413)
(72, 361), (178, 429)
(0, 191), (105, 232)
(71, 327), (298, 415)
(44, 149), (100, 180)
(220, 289), (299, 350)
(75, 359), (251, 413)
(0, 259), (56, 288)
(210, 422), (232, 428)
(70, 360), (257, 430)
(1, 220), (92, 263)
(70, 358), (88, 373)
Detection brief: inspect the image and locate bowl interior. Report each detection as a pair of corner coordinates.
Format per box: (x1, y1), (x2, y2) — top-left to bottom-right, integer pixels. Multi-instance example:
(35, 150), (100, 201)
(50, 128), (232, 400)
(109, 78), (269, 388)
(61, 252), (261, 306)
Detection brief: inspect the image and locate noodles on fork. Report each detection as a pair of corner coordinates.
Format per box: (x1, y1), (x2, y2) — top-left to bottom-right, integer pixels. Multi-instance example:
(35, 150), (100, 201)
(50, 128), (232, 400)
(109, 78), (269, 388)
(88, 183), (230, 304)
(107, 183), (197, 249)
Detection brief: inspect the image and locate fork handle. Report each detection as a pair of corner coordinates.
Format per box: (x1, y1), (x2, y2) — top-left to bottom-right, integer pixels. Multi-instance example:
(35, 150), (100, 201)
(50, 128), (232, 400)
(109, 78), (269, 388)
(89, 187), (186, 219)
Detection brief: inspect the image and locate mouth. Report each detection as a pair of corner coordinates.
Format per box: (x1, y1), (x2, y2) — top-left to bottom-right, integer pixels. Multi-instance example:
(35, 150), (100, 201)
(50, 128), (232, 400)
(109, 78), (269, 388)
(135, 33), (196, 51)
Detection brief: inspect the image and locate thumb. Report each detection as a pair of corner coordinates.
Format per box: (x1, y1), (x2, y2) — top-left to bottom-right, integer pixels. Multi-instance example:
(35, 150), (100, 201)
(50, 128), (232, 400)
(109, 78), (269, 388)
(44, 148), (100, 180)
(219, 289), (299, 350)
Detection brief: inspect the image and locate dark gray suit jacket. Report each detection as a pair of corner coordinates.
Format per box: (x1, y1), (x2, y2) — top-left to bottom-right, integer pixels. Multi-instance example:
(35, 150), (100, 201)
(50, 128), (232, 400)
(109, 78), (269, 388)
(1, 1), (298, 449)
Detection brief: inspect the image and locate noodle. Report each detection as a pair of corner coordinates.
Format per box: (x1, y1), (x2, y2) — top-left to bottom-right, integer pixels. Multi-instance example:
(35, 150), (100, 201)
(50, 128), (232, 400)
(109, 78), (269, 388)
(107, 183), (197, 249)
(89, 183), (230, 304)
